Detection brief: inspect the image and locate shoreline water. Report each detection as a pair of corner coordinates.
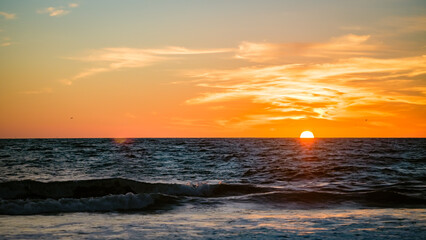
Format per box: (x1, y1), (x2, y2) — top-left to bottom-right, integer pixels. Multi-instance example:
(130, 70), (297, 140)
(1, 207), (425, 239)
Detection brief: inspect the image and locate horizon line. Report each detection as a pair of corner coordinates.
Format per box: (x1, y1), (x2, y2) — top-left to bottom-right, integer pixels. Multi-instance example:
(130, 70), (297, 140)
(0, 137), (425, 140)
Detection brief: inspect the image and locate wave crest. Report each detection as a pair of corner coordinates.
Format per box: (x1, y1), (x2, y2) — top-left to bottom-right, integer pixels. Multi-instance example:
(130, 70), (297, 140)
(1, 178), (425, 215)
(0, 178), (269, 200)
(0, 192), (177, 215)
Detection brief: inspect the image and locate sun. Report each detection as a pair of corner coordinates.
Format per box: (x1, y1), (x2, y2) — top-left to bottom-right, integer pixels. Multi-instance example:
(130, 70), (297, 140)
(300, 131), (314, 138)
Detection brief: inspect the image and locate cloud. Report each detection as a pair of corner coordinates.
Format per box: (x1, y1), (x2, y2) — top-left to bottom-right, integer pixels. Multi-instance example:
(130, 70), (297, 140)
(1, 42), (11, 47)
(179, 34), (425, 127)
(185, 54), (426, 124)
(62, 33), (425, 130)
(38, 7), (69, 17)
(339, 16), (426, 45)
(65, 46), (231, 84)
(19, 88), (53, 95)
(38, 3), (79, 17)
(1, 37), (12, 47)
(0, 13), (16, 46)
(0, 12), (16, 20)
(235, 34), (377, 63)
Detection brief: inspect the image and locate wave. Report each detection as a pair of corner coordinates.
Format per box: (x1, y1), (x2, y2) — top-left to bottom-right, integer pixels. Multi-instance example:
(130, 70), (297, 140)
(0, 178), (269, 200)
(1, 178), (425, 215)
(0, 193), (178, 215)
(0, 178), (270, 215)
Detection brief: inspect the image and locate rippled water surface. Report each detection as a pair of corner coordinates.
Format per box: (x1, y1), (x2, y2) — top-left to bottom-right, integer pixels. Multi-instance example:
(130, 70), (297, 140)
(0, 138), (425, 239)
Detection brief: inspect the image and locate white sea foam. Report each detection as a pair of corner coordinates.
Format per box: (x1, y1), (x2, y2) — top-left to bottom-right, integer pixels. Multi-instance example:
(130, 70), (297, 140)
(0, 178), (269, 201)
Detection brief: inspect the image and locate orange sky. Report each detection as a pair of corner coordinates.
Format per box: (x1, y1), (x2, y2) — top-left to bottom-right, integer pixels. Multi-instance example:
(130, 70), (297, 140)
(0, 1), (425, 138)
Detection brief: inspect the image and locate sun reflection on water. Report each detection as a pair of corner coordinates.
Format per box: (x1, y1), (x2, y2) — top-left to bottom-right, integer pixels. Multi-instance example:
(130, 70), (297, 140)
(299, 137), (316, 148)
(113, 138), (133, 145)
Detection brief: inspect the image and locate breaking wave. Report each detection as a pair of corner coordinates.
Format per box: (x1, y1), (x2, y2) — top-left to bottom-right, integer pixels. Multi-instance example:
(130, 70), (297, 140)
(0, 192), (175, 215)
(0, 178), (424, 215)
(0, 178), (269, 200)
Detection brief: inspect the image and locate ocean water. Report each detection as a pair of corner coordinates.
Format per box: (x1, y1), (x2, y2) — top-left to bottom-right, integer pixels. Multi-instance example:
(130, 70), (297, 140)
(0, 138), (425, 239)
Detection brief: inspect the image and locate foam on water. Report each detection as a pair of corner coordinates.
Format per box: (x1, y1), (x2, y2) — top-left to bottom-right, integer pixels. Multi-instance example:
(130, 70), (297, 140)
(1, 178), (424, 214)
(0, 178), (270, 200)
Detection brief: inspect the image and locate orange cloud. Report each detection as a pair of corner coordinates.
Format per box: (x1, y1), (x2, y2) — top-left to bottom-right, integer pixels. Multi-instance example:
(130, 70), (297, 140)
(185, 54), (426, 126)
(0, 12), (16, 20)
(65, 47), (232, 84)
(38, 3), (80, 17)
(235, 34), (377, 63)
(38, 7), (69, 17)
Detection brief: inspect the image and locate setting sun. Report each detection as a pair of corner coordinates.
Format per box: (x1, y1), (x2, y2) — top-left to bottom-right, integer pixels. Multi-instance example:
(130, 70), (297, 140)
(300, 131), (314, 138)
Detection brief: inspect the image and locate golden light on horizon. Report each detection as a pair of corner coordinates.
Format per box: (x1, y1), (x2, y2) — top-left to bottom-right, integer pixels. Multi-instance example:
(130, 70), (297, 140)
(113, 138), (132, 145)
(300, 131), (314, 138)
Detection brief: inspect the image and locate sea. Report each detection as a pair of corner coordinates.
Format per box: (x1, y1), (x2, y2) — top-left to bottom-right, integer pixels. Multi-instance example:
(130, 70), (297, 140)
(0, 138), (425, 239)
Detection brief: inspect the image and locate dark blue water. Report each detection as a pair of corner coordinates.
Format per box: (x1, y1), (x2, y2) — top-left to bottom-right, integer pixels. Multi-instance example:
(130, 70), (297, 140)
(0, 138), (425, 239)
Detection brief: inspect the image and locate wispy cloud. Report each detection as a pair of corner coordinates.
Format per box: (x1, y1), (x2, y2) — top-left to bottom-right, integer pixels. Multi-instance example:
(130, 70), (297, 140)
(64, 46), (231, 85)
(38, 3), (79, 17)
(185, 33), (426, 126)
(0, 11), (16, 20)
(19, 88), (53, 95)
(236, 34), (377, 63)
(1, 42), (11, 47)
(0, 12), (16, 46)
(1, 37), (12, 47)
(63, 33), (425, 130)
(38, 7), (69, 17)
(340, 16), (426, 40)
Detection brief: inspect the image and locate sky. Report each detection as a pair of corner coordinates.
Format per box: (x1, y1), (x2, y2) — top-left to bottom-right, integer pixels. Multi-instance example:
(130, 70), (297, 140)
(0, 0), (425, 138)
